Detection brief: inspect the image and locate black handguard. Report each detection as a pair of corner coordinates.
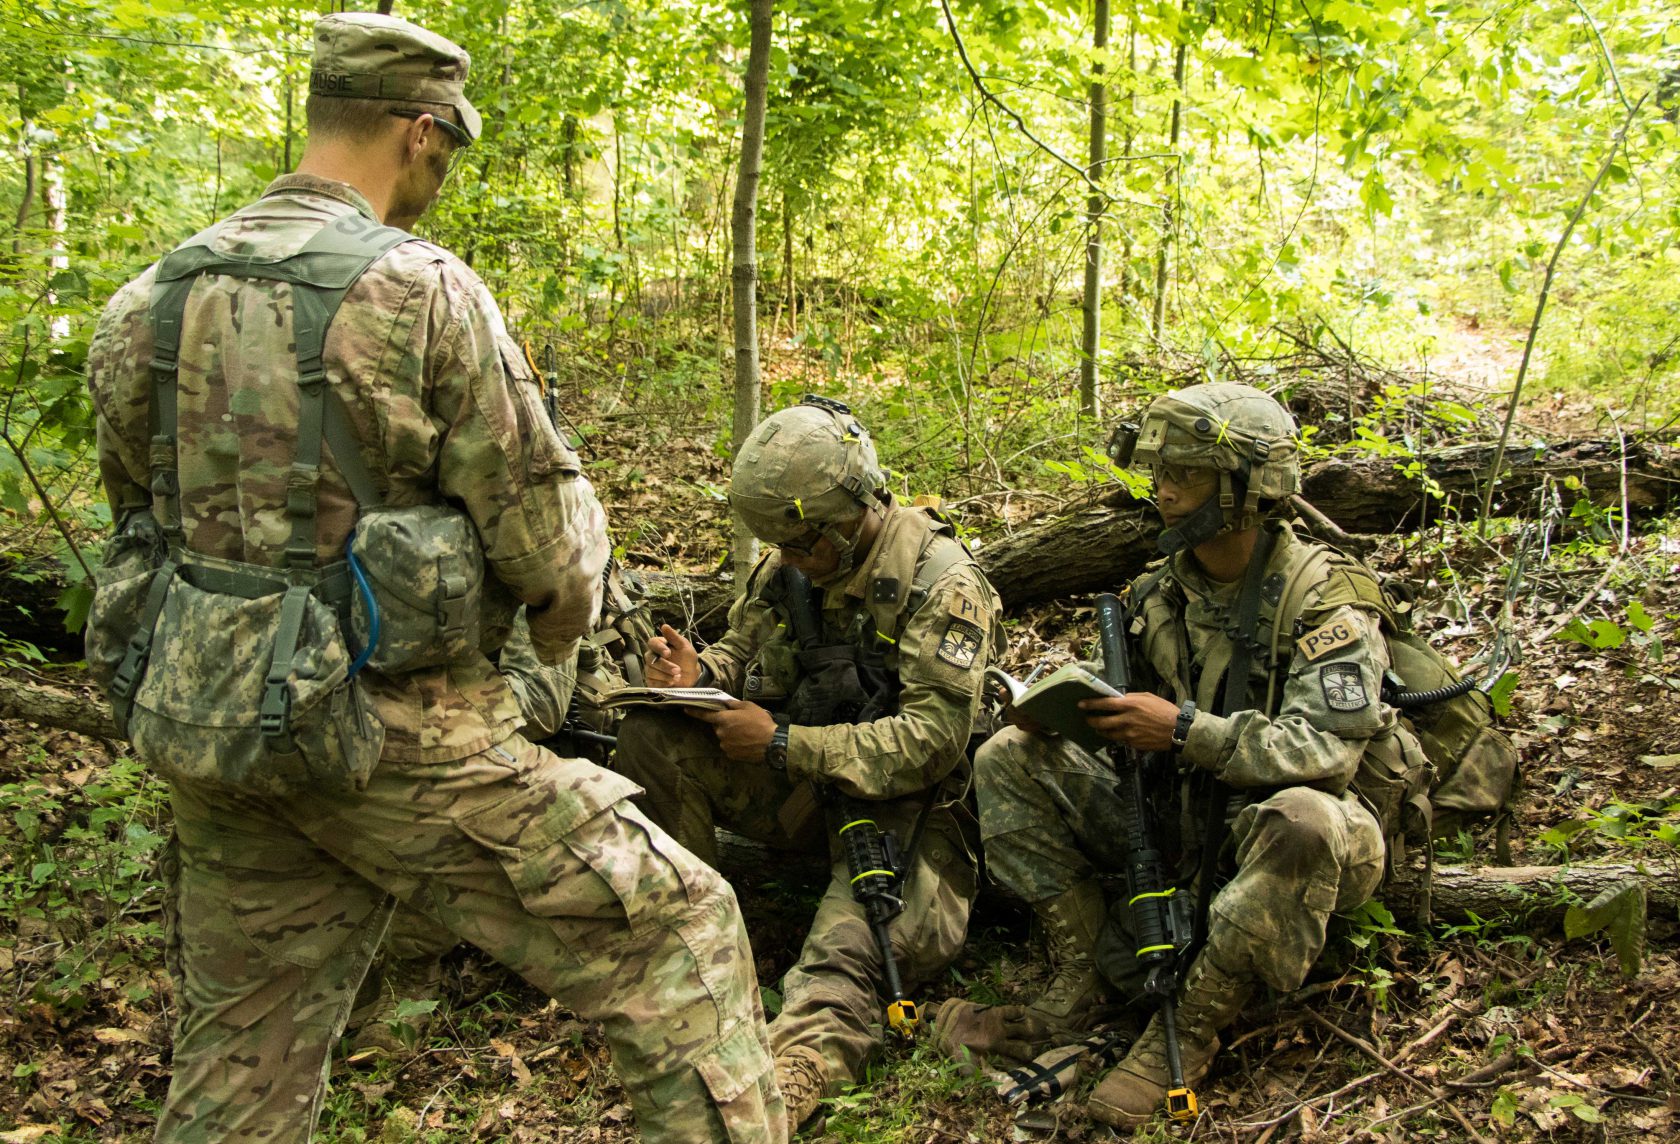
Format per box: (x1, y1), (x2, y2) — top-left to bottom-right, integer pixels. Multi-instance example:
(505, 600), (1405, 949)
(831, 794), (919, 1037)
(776, 564), (919, 1037)
(1096, 592), (1197, 1121)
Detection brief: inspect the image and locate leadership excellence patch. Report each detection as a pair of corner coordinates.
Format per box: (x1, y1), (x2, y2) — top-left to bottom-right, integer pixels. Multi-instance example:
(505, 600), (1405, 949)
(1319, 662), (1370, 712)
(937, 618), (984, 669)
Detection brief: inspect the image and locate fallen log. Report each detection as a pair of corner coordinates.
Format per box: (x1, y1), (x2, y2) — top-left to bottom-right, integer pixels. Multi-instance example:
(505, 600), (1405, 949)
(1383, 860), (1677, 927)
(0, 673), (119, 740)
(978, 437), (1680, 606)
(9, 438), (1676, 653)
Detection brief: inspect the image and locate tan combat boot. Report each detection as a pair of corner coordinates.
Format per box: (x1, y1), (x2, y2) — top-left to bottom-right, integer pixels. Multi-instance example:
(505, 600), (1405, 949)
(345, 955), (446, 1063)
(772, 1044), (827, 1132)
(1088, 947), (1254, 1128)
(1027, 880), (1108, 1033)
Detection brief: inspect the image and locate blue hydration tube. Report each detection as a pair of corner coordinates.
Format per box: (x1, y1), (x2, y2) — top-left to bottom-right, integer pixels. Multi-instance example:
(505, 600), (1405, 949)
(345, 529), (379, 678)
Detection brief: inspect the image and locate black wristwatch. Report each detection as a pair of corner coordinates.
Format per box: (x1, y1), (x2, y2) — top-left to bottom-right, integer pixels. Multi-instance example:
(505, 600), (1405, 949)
(1171, 701), (1197, 751)
(765, 721), (791, 772)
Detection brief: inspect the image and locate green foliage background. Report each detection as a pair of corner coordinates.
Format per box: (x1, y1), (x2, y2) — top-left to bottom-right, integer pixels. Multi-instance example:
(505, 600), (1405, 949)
(1, 0), (1677, 593)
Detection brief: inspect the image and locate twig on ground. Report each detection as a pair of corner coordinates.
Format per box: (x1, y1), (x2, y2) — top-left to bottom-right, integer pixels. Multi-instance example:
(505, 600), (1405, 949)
(1305, 1009), (1493, 1144)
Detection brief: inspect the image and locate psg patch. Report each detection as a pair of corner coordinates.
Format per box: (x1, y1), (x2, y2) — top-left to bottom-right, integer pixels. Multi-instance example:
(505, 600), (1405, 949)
(1320, 662), (1369, 712)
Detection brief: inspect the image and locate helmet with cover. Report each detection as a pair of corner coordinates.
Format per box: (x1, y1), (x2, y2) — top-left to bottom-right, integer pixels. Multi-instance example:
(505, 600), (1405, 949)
(1109, 382), (1299, 554)
(730, 395), (887, 573)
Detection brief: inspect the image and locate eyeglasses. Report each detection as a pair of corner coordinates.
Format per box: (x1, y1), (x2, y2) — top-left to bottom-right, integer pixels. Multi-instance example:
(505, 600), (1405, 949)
(388, 108), (471, 171)
(775, 530), (825, 556)
(1151, 463), (1219, 489)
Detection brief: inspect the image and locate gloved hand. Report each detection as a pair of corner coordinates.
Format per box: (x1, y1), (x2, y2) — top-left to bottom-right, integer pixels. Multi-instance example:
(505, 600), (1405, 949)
(930, 999), (1057, 1074)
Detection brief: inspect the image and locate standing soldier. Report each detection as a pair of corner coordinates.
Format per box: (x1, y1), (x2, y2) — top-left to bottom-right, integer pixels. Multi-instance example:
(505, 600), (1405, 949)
(83, 13), (782, 1142)
(942, 384), (1393, 1126)
(614, 397), (1002, 1129)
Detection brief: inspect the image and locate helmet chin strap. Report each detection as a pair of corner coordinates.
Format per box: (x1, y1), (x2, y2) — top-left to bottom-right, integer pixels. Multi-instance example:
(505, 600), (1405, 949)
(1157, 471), (1249, 555)
(813, 498), (886, 582)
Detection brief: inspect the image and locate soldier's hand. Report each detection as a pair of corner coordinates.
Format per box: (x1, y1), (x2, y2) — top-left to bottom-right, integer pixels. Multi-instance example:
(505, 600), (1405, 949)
(645, 623), (700, 687)
(693, 700), (777, 762)
(1000, 702), (1049, 735)
(1079, 692), (1178, 752)
(930, 999), (1055, 1073)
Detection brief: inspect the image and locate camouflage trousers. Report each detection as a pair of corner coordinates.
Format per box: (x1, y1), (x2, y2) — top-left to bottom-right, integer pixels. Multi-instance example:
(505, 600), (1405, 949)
(974, 727), (1385, 993)
(615, 710), (977, 1093)
(155, 731), (785, 1144)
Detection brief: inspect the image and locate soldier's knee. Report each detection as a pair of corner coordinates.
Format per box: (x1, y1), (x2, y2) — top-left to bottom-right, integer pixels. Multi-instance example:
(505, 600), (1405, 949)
(614, 710), (693, 777)
(1247, 786), (1342, 862)
(973, 726), (1032, 795)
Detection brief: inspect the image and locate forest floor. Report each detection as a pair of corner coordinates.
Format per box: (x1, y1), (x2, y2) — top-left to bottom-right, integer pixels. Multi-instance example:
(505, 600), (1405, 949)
(2, 342), (1678, 1143)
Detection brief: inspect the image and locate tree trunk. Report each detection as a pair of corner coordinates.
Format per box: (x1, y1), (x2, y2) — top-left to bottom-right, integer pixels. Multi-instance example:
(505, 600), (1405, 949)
(1116, 11), (1137, 314)
(1384, 861), (1677, 928)
(1150, 27), (1188, 340)
(1078, 0), (1109, 419)
(781, 188), (795, 339)
(730, 0), (774, 583)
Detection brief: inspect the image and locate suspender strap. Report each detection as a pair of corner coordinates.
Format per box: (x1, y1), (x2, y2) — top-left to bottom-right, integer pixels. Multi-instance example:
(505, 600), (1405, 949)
(1219, 525), (1279, 718)
(867, 532), (973, 646)
(145, 212), (409, 560)
(107, 556), (182, 737)
(260, 584), (315, 753)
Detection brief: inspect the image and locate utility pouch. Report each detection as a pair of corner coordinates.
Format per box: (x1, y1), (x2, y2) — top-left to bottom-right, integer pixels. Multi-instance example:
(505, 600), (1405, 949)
(349, 504), (485, 675)
(1350, 725), (1433, 845)
(85, 511), (168, 692)
(125, 555), (383, 795)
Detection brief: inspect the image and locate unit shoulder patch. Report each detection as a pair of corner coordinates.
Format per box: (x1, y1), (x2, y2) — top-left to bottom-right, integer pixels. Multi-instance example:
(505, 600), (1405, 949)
(1319, 662), (1369, 712)
(936, 618), (984, 669)
(1297, 616), (1358, 662)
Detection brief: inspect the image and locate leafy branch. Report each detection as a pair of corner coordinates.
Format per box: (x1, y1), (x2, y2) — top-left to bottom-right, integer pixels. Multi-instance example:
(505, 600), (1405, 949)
(1479, 92), (1650, 531)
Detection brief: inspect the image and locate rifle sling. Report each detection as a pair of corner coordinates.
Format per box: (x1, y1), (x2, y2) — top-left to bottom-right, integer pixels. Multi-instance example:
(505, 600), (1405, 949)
(1188, 524), (1279, 965)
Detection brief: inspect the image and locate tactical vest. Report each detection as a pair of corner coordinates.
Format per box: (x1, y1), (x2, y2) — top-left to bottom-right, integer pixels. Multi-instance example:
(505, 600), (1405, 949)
(748, 526), (976, 727)
(85, 211), (481, 794)
(1129, 529), (1518, 852)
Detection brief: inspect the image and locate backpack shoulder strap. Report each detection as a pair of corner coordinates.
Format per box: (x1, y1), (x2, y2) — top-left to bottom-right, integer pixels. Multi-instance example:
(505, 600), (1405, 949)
(145, 214), (412, 559)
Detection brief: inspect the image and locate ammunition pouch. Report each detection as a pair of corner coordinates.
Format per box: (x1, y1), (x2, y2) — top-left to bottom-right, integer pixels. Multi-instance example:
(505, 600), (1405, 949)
(786, 644), (899, 726)
(115, 547), (383, 795)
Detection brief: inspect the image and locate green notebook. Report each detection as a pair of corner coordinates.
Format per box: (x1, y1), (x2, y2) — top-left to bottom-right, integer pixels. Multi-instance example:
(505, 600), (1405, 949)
(986, 663), (1121, 754)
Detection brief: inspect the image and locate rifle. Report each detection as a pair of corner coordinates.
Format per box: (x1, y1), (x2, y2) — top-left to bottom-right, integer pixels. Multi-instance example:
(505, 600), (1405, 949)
(1095, 592), (1196, 1121)
(775, 564), (921, 1038)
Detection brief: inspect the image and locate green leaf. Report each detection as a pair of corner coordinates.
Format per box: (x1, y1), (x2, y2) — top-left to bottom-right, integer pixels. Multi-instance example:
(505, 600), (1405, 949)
(1490, 1088), (1518, 1126)
(1557, 618), (1625, 650)
(392, 998), (440, 1022)
(1626, 600), (1654, 634)
(1563, 878), (1645, 980)
(1488, 671), (1518, 718)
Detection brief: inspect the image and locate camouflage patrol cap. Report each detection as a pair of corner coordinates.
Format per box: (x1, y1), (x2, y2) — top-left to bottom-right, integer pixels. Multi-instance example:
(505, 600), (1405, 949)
(311, 12), (482, 142)
(730, 396), (886, 546)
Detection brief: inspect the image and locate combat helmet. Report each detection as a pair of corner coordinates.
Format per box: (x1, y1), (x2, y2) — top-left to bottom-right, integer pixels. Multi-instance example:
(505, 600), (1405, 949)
(1108, 382), (1299, 554)
(731, 395), (888, 574)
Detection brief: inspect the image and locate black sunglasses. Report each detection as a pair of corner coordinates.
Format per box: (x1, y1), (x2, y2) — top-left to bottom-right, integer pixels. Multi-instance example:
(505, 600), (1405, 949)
(388, 107), (472, 150)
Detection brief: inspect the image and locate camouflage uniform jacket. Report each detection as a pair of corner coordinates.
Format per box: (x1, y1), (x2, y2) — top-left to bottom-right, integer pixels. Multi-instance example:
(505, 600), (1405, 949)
(1130, 521), (1408, 798)
(87, 174), (608, 763)
(699, 503), (1002, 800)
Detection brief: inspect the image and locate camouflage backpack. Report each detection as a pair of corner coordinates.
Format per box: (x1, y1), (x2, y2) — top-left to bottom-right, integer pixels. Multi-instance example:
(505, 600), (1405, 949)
(1265, 543), (1520, 853)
